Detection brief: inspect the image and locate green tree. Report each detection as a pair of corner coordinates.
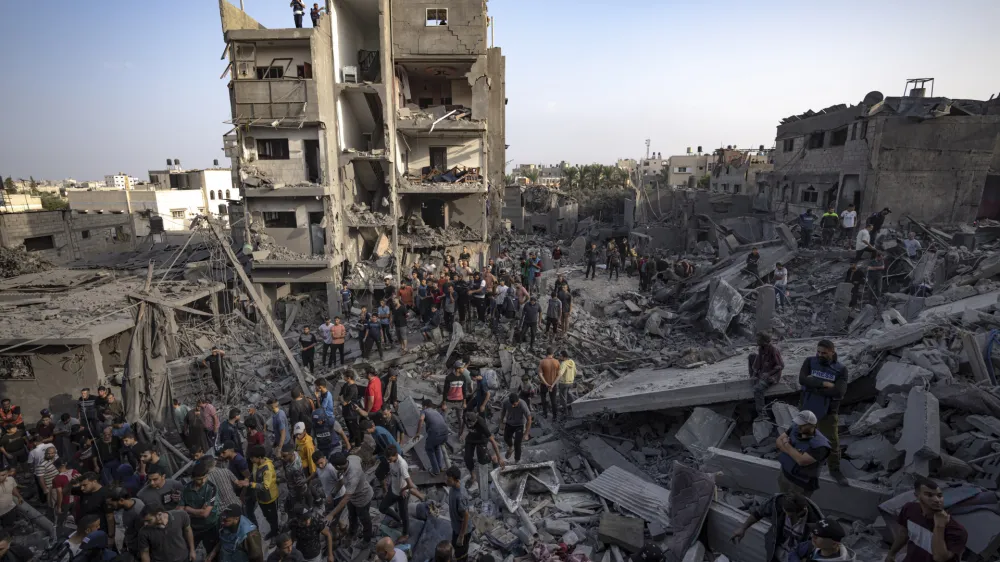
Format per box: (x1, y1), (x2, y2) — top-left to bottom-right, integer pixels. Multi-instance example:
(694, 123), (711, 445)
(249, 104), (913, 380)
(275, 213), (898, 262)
(697, 174), (711, 189)
(525, 169), (540, 184)
(3, 177), (15, 194)
(562, 167), (579, 190)
(29, 176), (38, 188)
(39, 192), (68, 211)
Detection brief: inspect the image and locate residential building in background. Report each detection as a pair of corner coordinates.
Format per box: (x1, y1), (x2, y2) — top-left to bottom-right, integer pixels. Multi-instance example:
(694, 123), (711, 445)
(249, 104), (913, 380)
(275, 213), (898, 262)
(218, 0), (505, 317)
(511, 162), (568, 186)
(0, 194), (44, 213)
(709, 148), (773, 194)
(104, 174), (142, 189)
(68, 187), (237, 233)
(0, 209), (133, 262)
(666, 151), (711, 188)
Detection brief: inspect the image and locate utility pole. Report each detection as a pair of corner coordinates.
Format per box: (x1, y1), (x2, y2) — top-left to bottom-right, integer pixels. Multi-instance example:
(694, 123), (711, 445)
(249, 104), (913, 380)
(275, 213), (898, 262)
(645, 139), (651, 161)
(123, 174), (138, 249)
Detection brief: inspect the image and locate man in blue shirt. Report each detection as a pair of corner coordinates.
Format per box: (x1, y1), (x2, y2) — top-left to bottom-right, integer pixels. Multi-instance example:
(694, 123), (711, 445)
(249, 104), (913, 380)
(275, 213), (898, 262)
(340, 282), (353, 320)
(364, 419), (399, 485)
(363, 315), (384, 360)
(268, 399), (291, 449)
(377, 299), (394, 346)
(314, 378), (336, 421)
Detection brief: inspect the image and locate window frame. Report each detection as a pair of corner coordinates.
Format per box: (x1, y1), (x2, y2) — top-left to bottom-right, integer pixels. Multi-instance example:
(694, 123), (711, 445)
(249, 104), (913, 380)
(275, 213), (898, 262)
(257, 138), (290, 160)
(425, 8), (448, 27)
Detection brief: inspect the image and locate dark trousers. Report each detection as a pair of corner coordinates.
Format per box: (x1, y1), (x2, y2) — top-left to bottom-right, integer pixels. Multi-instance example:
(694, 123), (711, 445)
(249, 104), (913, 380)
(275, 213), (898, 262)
(293, 13), (303, 27)
(868, 272), (884, 297)
(474, 298), (487, 321)
(539, 384), (558, 418)
(801, 228), (812, 247)
(609, 264), (620, 280)
(452, 531), (472, 561)
(331, 343), (345, 367)
(458, 301), (469, 323)
(503, 424), (524, 462)
(520, 322), (537, 348)
(585, 263), (597, 279)
(322, 343), (333, 367)
(822, 227), (836, 245)
(464, 441), (489, 472)
(855, 248), (875, 261)
(192, 525), (220, 554)
(443, 311), (455, 333)
(348, 500), (374, 540)
(345, 417), (363, 446)
(545, 317), (559, 336)
(363, 335), (384, 359)
(425, 434), (447, 474)
(381, 324), (394, 344)
(301, 350), (315, 371)
(379, 490), (409, 535)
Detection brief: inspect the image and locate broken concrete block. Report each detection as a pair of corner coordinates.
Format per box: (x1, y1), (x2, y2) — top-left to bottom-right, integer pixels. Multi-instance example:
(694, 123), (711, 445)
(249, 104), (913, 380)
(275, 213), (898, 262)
(757, 285), (775, 334)
(681, 542), (706, 562)
(848, 304), (876, 334)
(849, 395), (906, 436)
(752, 419), (771, 444)
(875, 361), (932, 395)
(598, 513), (645, 553)
(952, 510), (1000, 561)
(868, 321), (928, 351)
(897, 387), (941, 474)
(902, 348), (954, 381)
(624, 300), (642, 314)
(561, 530), (580, 546)
(881, 307), (908, 326)
(770, 402), (800, 429)
(967, 415), (1000, 438)
(827, 283), (852, 333)
(648, 520), (668, 541)
(706, 278), (745, 333)
(645, 310), (666, 337)
(580, 437), (650, 482)
(544, 518), (571, 536)
(845, 434), (900, 468)
(676, 407), (734, 457)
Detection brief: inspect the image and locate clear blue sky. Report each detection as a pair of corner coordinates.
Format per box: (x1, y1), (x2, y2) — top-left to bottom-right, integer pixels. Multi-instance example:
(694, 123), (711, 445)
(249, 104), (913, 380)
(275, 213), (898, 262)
(1, 0), (998, 181)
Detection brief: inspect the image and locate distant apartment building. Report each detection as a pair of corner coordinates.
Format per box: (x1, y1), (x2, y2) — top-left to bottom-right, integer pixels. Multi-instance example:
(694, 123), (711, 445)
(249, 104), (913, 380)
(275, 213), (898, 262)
(709, 148), (773, 194)
(147, 167), (239, 209)
(67, 189), (232, 233)
(512, 162), (568, 186)
(0, 194), (44, 213)
(639, 149), (711, 188)
(104, 174), (142, 189)
(218, 0), (505, 316)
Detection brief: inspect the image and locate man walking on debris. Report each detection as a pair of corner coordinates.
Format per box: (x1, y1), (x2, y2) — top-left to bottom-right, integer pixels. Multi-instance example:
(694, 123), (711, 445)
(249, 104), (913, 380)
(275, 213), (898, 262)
(340, 282), (353, 321)
(790, 519), (855, 562)
(519, 295), (542, 350)
(798, 339), (848, 486)
(416, 399), (449, 475)
(584, 243), (598, 280)
(442, 361), (469, 436)
(330, 317), (347, 368)
(377, 299), (394, 347)
(446, 465), (472, 562)
(299, 327), (318, 373)
(544, 291), (562, 340)
(867, 253), (886, 299)
(844, 263), (865, 309)
(556, 282), (572, 334)
(608, 245), (621, 280)
(319, 318), (334, 369)
(731, 492), (824, 562)
(363, 313), (385, 361)
(462, 411), (503, 488)
(799, 209), (817, 248)
(885, 475), (967, 562)
(773, 262), (789, 312)
(840, 204), (857, 245)
(820, 206), (839, 246)
(500, 394), (531, 463)
(538, 347), (560, 420)
(557, 350), (576, 417)
(855, 224), (876, 261)
(745, 247), (761, 285)
(203, 347), (226, 394)
(328, 451), (374, 545)
(748, 332), (784, 419)
(866, 207), (891, 234)
(776, 410), (831, 497)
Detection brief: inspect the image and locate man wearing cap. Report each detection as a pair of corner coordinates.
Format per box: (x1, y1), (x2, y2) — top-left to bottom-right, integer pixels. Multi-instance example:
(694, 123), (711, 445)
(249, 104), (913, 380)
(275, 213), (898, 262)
(288, 504), (333, 562)
(327, 451), (374, 544)
(310, 409), (345, 459)
(798, 339), (849, 486)
(776, 410), (831, 498)
(211, 505), (264, 562)
(293, 423), (317, 476)
(790, 518), (855, 561)
(731, 492), (824, 562)
(138, 503), (195, 562)
(885, 475), (967, 562)
(246, 446), (279, 538)
(180, 462), (221, 555)
(379, 445), (425, 542)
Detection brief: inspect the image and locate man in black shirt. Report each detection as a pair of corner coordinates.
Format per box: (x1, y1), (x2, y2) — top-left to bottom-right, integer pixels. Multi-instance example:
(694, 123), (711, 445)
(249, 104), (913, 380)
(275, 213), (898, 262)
(78, 388), (100, 436)
(844, 263), (865, 308)
(72, 472), (114, 536)
(745, 247), (761, 283)
(202, 347), (226, 394)
(519, 296), (542, 350)
(390, 297), (409, 353)
(454, 275), (470, 325)
(462, 412), (503, 488)
(288, 389), (314, 436)
(288, 505), (333, 562)
(299, 327), (318, 373)
(339, 371), (363, 447)
(218, 408), (244, 453)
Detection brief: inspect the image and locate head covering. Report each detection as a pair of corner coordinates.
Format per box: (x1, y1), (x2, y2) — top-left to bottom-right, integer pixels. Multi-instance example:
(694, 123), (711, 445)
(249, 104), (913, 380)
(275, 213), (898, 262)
(223, 505), (243, 518)
(293, 422), (305, 435)
(813, 519), (846, 541)
(792, 410), (818, 426)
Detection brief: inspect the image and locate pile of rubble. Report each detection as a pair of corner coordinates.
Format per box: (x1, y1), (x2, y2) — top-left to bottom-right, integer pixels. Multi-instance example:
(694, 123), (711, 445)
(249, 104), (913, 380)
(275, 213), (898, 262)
(345, 202), (391, 225)
(0, 244), (53, 278)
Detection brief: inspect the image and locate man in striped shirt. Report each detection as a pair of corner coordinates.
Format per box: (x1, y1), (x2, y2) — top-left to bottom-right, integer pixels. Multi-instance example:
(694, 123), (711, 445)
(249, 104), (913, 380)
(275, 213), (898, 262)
(34, 446), (59, 508)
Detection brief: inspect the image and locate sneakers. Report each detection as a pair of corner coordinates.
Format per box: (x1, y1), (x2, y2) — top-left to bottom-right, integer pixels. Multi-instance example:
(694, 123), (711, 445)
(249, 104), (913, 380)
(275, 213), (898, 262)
(504, 449), (513, 460)
(830, 470), (850, 487)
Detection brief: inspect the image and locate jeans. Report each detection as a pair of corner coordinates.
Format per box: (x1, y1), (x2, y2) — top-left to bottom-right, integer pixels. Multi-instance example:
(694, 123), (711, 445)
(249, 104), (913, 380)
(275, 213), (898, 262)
(774, 286), (789, 309)
(379, 489), (409, 536)
(348, 500), (374, 540)
(751, 378), (772, 416)
(520, 322), (537, 348)
(425, 434), (447, 474)
(557, 382), (574, 414)
(331, 343), (345, 367)
(585, 263), (597, 279)
(545, 317), (559, 336)
(503, 424), (524, 462)
(293, 13), (303, 27)
(800, 228), (812, 247)
(539, 384), (558, 418)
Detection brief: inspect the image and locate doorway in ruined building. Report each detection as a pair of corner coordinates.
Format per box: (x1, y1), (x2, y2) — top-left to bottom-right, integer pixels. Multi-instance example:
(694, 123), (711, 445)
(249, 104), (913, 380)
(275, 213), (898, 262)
(304, 140), (321, 183)
(978, 175), (1000, 219)
(840, 175), (862, 212)
(422, 199), (447, 228)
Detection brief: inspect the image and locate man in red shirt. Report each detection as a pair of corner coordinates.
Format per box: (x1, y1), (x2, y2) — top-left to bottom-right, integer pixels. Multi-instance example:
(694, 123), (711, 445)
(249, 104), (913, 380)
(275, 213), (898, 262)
(365, 369), (383, 415)
(886, 475), (967, 562)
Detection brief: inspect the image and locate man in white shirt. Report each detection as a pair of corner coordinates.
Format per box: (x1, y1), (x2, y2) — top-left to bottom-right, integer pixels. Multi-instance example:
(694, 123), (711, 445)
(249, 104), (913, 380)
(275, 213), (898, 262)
(378, 446), (425, 542)
(375, 537), (408, 562)
(773, 263), (789, 312)
(855, 224), (875, 261)
(902, 232), (922, 258)
(840, 204), (857, 245)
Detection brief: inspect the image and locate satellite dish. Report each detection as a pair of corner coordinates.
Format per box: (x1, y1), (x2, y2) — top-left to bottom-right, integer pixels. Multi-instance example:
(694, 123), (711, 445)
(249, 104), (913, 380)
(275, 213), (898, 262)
(863, 91), (884, 105)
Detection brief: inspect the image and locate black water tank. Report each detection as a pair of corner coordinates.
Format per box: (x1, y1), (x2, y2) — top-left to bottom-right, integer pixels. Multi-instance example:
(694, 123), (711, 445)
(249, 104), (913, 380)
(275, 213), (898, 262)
(150, 216), (165, 234)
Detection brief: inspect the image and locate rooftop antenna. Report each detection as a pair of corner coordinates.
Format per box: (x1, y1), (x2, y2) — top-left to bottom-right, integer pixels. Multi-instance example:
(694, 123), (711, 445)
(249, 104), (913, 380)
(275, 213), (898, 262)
(645, 139), (650, 161)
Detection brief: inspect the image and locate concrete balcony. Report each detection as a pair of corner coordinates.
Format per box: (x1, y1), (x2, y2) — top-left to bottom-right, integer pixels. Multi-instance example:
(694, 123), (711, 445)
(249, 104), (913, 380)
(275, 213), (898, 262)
(233, 79), (319, 123)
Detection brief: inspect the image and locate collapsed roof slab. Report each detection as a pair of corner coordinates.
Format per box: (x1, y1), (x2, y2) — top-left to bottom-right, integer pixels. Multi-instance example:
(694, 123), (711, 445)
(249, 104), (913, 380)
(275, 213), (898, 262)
(703, 447), (893, 521)
(917, 289), (1000, 319)
(682, 243), (797, 297)
(572, 339), (857, 417)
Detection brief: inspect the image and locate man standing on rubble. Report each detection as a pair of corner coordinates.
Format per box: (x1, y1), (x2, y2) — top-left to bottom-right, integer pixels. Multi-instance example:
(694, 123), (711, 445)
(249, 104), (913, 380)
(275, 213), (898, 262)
(844, 263), (865, 309)
(538, 348), (560, 420)
(820, 207), (839, 246)
(340, 282), (353, 321)
(885, 475), (967, 562)
(527, 252), (542, 294)
(902, 232), (922, 259)
(470, 271), (488, 323)
(773, 262), (789, 312)
(299, 327), (318, 374)
(776, 410), (831, 497)
(608, 246), (621, 281)
(519, 295), (542, 350)
(867, 253), (886, 299)
(362, 313), (385, 361)
(544, 292), (562, 340)
(745, 247), (761, 285)
(866, 207), (891, 234)
(584, 243), (598, 280)
(556, 282), (572, 334)
(840, 204), (857, 245)
(855, 224), (876, 261)
(330, 317), (347, 368)
(798, 339), (848, 486)
(731, 492), (824, 562)
(462, 411), (503, 488)
(748, 332), (784, 419)
(319, 318), (334, 369)
(799, 209), (817, 248)
(377, 299), (394, 347)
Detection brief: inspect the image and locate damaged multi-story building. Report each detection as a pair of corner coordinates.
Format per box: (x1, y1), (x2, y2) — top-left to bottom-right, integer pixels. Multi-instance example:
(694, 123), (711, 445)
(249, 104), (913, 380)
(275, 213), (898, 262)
(218, 0), (505, 316)
(757, 80), (1000, 224)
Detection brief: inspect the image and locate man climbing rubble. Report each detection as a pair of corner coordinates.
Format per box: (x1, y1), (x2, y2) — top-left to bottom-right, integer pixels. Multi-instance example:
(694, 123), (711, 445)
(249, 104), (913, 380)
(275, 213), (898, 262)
(797, 339), (848, 486)
(518, 296), (542, 350)
(866, 207), (891, 234)
(843, 263), (865, 309)
(748, 332), (783, 419)
(731, 492), (824, 562)
(538, 347), (560, 421)
(544, 291), (562, 340)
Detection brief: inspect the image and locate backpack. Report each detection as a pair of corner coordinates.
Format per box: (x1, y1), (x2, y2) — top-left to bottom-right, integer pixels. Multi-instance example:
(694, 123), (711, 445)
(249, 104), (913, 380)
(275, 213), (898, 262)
(502, 292), (517, 318)
(481, 369), (500, 391)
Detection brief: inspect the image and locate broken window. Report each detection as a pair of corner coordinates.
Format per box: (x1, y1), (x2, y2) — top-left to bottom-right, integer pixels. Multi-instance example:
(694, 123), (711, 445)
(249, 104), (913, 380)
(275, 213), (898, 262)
(850, 123), (857, 141)
(226, 190), (231, 199)
(830, 127), (848, 147)
(861, 121), (868, 139)
(257, 138), (290, 160)
(429, 147), (448, 170)
(801, 186), (818, 203)
(171, 209), (186, 219)
(425, 8), (448, 26)
(262, 211), (296, 228)
(782, 138), (795, 152)
(721, 184), (729, 192)
(807, 132), (824, 149)
(296, 63), (313, 79)
(733, 184), (741, 193)
(418, 98), (434, 109)
(0, 356), (34, 380)
(23, 235), (55, 252)
(218, 190), (223, 200)
(81, 230), (91, 239)
(210, 191), (216, 200)
(255, 66), (284, 79)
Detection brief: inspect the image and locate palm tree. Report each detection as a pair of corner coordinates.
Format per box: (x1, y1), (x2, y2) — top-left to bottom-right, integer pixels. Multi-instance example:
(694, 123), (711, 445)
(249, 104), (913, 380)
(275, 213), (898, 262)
(563, 167), (580, 191)
(525, 169), (540, 185)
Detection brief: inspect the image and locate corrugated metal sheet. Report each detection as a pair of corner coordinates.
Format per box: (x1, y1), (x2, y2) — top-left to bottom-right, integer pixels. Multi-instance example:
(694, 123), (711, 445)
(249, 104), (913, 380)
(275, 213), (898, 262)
(584, 465), (671, 527)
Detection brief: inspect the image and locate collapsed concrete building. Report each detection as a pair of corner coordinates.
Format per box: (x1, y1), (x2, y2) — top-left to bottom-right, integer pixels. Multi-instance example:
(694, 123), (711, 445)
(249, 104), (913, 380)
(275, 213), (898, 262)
(219, 0), (505, 317)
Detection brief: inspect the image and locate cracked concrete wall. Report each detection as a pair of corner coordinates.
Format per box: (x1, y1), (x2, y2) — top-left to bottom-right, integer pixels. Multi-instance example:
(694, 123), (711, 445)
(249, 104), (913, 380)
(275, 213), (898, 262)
(485, 47), (506, 240)
(390, 0), (487, 56)
(219, 0), (265, 33)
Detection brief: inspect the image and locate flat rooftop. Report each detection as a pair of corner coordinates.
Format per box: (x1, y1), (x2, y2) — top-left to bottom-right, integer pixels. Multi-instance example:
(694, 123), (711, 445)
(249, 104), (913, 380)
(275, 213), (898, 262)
(0, 269), (224, 344)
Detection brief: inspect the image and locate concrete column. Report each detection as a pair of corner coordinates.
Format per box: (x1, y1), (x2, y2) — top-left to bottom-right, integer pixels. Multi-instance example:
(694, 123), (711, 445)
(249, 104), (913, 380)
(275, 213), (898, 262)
(327, 282), (343, 321)
(89, 342), (108, 385)
(209, 292), (221, 331)
(755, 285), (774, 334)
(827, 282), (853, 332)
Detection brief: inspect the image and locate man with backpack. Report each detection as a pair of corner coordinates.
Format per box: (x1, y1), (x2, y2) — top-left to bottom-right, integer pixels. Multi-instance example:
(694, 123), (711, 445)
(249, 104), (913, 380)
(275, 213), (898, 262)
(467, 369), (497, 419)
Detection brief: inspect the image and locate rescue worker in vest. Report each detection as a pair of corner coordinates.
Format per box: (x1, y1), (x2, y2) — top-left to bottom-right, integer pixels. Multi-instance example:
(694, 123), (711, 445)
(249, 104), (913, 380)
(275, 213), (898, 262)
(311, 409), (345, 458)
(211, 505), (264, 562)
(731, 492), (825, 562)
(820, 207), (839, 246)
(799, 209), (817, 248)
(797, 339), (849, 486)
(776, 410), (832, 498)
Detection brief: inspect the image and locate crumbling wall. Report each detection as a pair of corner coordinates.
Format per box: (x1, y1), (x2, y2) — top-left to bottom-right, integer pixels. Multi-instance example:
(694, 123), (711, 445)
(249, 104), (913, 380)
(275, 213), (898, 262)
(406, 137), (482, 174)
(867, 115), (1000, 224)
(0, 211), (132, 263)
(219, 0), (264, 33)
(449, 195), (485, 233)
(0, 343), (103, 425)
(486, 47), (506, 239)
(390, 0), (487, 56)
(246, 128), (318, 186)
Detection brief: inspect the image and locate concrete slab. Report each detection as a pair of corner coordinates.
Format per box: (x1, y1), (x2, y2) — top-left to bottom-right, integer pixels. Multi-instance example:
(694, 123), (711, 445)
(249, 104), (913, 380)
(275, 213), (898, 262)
(849, 394), (906, 436)
(875, 361), (932, 395)
(681, 542), (706, 562)
(967, 415), (1000, 438)
(953, 510), (1000, 560)
(827, 283), (852, 333)
(580, 437), (651, 483)
(676, 407), (735, 457)
(598, 513), (645, 553)
(962, 331), (994, 384)
(868, 322), (930, 351)
(398, 396), (421, 437)
(771, 402), (800, 429)
(918, 290), (1000, 319)
(704, 502), (769, 562)
(897, 387), (940, 474)
(703, 447), (893, 521)
(573, 340), (856, 417)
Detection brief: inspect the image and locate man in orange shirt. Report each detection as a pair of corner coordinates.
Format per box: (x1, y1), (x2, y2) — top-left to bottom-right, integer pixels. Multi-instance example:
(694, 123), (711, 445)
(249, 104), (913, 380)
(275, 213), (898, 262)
(538, 347), (561, 420)
(330, 317), (347, 368)
(399, 282), (414, 311)
(365, 369), (384, 415)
